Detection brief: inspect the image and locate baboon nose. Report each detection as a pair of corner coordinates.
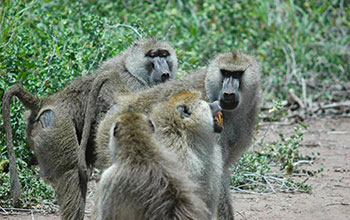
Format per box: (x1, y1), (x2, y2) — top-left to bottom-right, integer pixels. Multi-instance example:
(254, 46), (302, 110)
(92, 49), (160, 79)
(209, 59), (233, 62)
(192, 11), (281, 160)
(161, 73), (170, 82)
(223, 92), (236, 101)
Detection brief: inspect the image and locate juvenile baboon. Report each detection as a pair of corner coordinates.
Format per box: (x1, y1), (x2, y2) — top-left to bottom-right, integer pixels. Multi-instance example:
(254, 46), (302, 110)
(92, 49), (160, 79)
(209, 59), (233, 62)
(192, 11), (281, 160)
(2, 38), (178, 219)
(92, 108), (210, 220)
(151, 90), (224, 219)
(95, 51), (261, 220)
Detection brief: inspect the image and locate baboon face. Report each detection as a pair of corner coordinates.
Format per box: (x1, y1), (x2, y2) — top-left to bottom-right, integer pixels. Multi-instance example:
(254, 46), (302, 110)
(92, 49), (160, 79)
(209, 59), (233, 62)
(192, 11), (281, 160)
(218, 69), (243, 110)
(176, 99), (223, 134)
(125, 39), (178, 86)
(153, 91), (223, 135)
(146, 49), (174, 84)
(206, 51), (259, 111)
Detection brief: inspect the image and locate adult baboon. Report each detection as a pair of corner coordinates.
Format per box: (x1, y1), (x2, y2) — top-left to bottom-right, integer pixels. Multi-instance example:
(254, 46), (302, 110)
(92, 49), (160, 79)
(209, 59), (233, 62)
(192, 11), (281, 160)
(95, 51), (261, 220)
(2, 38), (178, 219)
(92, 107), (210, 220)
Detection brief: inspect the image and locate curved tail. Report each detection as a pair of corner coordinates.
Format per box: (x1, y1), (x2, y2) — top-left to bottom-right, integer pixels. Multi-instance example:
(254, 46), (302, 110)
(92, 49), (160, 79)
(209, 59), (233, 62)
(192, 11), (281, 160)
(78, 76), (108, 184)
(2, 84), (41, 207)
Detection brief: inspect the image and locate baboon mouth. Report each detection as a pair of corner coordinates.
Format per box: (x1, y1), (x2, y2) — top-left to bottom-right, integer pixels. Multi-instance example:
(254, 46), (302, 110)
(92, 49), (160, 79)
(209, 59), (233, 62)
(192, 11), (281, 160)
(213, 112), (223, 133)
(219, 100), (239, 111)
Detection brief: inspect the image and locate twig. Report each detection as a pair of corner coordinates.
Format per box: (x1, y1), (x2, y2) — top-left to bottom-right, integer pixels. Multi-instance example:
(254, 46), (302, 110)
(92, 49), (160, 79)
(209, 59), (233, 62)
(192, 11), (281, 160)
(293, 160), (313, 166)
(0, 206), (8, 215)
(320, 102), (350, 110)
(105, 24), (142, 39)
(326, 202), (350, 206)
(251, 123), (271, 148)
(312, 101), (350, 114)
(165, 25), (175, 40)
(260, 121), (292, 126)
(231, 186), (269, 195)
(334, 184), (350, 189)
(1, 207), (42, 213)
(288, 89), (304, 109)
(301, 77), (308, 109)
(263, 176), (276, 193)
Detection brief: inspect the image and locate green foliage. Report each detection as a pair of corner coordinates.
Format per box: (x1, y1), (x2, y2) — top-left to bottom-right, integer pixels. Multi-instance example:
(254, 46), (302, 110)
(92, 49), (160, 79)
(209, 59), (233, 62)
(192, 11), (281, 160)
(0, 0), (346, 208)
(0, 163), (55, 208)
(231, 123), (323, 193)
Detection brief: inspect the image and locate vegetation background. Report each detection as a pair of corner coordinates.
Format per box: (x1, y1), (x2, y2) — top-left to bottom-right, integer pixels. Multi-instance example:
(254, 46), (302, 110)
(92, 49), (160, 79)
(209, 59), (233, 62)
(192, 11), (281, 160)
(0, 0), (349, 210)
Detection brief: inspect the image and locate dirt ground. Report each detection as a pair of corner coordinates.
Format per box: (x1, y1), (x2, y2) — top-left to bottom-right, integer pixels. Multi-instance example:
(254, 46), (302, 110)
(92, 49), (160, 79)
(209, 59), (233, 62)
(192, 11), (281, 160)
(1, 116), (349, 220)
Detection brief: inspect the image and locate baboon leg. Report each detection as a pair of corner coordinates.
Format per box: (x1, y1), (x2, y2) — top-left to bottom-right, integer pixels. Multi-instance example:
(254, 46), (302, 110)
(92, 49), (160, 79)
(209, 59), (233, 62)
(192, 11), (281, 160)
(217, 175), (234, 220)
(56, 169), (86, 220)
(33, 117), (87, 220)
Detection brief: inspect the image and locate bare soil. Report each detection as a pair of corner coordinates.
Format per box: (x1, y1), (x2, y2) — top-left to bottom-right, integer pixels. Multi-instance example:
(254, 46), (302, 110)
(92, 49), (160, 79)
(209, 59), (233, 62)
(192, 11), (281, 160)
(1, 117), (349, 220)
(234, 116), (350, 220)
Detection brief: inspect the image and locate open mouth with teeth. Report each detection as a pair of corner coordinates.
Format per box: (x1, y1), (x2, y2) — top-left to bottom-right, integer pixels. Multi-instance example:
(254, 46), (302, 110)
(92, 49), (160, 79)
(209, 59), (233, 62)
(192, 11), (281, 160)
(213, 111), (224, 133)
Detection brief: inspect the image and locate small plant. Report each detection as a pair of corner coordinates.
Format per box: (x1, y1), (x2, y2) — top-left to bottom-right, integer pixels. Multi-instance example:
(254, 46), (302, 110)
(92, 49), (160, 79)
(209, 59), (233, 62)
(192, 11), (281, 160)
(0, 159), (56, 209)
(231, 116), (323, 193)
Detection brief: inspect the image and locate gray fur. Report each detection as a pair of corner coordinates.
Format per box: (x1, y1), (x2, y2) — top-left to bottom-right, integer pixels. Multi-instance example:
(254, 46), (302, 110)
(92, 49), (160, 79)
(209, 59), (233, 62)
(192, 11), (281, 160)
(95, 51), (261, 219)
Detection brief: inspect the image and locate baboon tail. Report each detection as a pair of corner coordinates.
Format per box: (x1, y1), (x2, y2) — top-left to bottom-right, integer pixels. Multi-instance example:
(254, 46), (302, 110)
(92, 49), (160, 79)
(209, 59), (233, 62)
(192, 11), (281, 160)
(78, 76), (108, 181)
(2, 84), (41, 207)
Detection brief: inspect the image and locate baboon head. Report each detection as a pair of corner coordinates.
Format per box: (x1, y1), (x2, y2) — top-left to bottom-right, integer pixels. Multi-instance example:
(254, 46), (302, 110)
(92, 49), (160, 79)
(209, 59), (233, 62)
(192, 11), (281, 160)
(108, 108), (156, 163)
(205, 51), (261, 111)
(125, 38), (178, 86)
(152, 90), (223, 136)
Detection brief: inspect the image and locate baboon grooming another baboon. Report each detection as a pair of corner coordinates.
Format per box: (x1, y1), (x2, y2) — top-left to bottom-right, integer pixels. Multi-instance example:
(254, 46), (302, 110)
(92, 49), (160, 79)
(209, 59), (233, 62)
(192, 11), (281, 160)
(95, 51), (261, 219)
(92, 107), (210, 220)
(2, 38), (178, 219)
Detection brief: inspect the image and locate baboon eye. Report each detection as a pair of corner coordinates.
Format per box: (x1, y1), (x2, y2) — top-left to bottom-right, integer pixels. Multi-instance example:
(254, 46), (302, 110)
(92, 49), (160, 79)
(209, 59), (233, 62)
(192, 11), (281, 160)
(220, 69), (231, 77)
(159, 50), (170, 57)
(177, 104), (192, 119)
(233, 71), (244, 78)
(113, 122), (119, 137)
(146, 50), (157, 58)
(148, 120), (155, 133)
(220, 69), (244, 78)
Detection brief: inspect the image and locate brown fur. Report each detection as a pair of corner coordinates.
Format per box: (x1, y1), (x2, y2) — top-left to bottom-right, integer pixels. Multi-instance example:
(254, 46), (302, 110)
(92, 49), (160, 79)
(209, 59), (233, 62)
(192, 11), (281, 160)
(92, 110), (209, 220)
(2, 38), (178, 219)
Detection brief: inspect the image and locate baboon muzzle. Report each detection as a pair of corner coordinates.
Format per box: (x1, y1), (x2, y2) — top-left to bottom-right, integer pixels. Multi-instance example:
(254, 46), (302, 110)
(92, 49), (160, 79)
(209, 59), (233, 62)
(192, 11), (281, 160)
(220, 77), (240, 110)
(152, 57), (172, 83)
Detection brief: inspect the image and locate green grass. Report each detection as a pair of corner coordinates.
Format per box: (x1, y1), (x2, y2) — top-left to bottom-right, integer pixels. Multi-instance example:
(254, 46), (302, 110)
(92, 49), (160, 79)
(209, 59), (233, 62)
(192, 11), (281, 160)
(0, 0), (348, 209)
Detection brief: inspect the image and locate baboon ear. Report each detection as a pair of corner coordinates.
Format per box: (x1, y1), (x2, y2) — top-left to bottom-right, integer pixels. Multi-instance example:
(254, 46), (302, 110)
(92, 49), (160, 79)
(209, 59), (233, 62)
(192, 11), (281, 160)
(113, 122), (119, 137)
(177, 104), (191, 119)
(148, 120), (155, 133)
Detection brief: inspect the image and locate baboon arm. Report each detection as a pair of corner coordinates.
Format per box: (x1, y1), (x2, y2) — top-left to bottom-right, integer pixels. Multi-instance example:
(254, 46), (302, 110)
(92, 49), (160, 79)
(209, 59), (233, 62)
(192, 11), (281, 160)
(2, 84), (40, 207)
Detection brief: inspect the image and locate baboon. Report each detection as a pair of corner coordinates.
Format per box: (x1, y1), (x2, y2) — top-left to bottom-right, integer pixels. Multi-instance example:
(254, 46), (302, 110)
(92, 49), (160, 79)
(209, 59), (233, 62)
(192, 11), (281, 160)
(151, 90), (224, 219)
(95, 51), (261, 220)
(92, 108), (210, 220)
(2, 38), (178, 219)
